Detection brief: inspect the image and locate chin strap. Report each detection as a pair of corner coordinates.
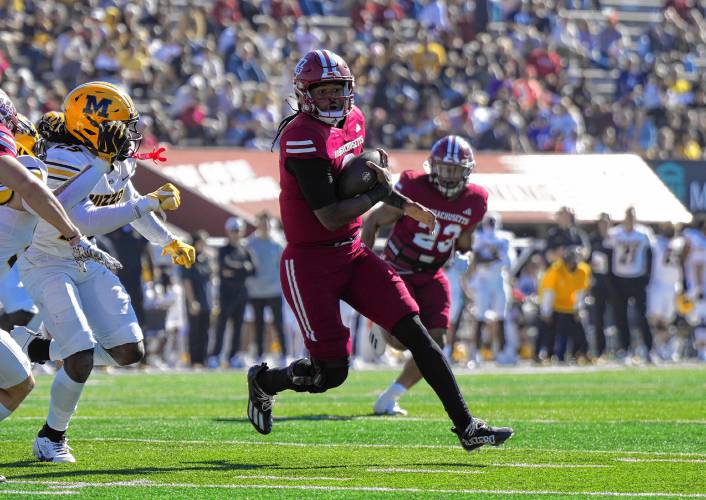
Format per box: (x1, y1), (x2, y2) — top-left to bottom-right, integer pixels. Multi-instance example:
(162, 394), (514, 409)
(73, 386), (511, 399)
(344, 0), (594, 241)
(132, 146), (167, 164)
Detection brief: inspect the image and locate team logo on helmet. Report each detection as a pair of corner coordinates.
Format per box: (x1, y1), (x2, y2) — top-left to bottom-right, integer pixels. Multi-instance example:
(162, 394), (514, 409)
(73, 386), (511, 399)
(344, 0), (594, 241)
(63, 81), (141, 159)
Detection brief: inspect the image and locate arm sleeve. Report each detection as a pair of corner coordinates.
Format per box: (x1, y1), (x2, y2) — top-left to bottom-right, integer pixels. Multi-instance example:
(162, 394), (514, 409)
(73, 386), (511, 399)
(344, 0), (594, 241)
(67, 197), (143, 236)
(124, 181), (176, 247)
(54, 160), (110, 209)
(285, 157), (338, 210)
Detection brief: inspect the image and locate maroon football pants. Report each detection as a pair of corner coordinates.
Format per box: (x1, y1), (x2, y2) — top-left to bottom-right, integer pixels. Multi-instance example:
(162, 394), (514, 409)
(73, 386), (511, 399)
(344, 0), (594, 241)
(400, 268), (451, 331)
(280, 240), (419, 360)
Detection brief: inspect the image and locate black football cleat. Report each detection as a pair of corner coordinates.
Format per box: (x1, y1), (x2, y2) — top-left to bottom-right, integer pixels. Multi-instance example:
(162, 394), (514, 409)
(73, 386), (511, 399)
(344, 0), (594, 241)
(454, 417), (514, 452)
(247, 363), (275, 435)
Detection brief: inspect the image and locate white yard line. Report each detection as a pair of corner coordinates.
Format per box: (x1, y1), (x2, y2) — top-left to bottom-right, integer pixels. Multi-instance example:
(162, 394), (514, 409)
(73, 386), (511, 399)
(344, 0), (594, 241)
(80, 437), (706, 458)
(367, 467), (483, 474)
(7, 480), (706, 497)
(616, 458), (706, 464)
(489, 463), (610, 468)
(0, 490), (75, 496)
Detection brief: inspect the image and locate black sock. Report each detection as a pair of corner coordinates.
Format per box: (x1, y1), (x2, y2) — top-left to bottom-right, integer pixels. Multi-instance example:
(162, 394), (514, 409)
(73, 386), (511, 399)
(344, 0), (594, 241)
(38, 422), (65, 442)
(258, 365), (297, 395)
(28, 338), (51, 364)
(392, 314), (472, 431)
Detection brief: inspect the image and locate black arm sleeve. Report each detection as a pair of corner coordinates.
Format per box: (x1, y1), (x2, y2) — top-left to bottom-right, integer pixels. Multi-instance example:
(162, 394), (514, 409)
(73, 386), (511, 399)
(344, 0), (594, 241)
(286, 157), (338, 210)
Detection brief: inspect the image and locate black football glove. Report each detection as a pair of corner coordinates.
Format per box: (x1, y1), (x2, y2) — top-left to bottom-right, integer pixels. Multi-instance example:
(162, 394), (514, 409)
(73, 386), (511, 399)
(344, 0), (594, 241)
(96, 120), (131, 163)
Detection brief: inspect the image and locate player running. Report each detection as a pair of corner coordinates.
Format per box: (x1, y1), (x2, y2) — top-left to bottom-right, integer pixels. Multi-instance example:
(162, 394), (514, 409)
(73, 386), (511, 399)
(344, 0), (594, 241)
(246, 50), (513, 452)
(0, 90), (118, 427)
(363, 135), (485, 416)
(12, 82), (195, 463)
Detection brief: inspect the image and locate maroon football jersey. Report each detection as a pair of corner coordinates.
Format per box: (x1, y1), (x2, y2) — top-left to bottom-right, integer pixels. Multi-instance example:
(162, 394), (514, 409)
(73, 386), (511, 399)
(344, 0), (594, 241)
(384, 170), (488, 272)
(279, 106), (366, 246)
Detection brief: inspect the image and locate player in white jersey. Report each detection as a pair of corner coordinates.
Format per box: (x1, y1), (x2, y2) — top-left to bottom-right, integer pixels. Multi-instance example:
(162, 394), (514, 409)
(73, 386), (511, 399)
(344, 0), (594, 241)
(11, 82), (195, 463)
(606, 207), (654, 361)
(465, 213), (514, 364)
(0, 90), (118, 432)
(647, 223), (684, 361)
(681, 220), (706, 361)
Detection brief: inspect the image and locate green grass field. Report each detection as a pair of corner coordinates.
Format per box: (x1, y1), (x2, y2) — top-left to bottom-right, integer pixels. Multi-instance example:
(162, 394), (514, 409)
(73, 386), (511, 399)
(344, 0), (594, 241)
(1, 365), (705, 498)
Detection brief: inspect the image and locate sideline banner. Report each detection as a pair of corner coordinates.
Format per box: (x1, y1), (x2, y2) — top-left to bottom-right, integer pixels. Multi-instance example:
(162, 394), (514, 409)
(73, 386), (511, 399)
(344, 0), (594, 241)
(133, 149), (691, 234)
(648, 159), (706, 215)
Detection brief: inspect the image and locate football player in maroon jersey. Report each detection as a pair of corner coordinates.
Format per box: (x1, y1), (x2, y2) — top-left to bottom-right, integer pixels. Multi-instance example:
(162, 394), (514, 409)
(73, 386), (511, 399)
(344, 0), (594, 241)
(246, 50), (513, 451)
(363, 135), (487, 416)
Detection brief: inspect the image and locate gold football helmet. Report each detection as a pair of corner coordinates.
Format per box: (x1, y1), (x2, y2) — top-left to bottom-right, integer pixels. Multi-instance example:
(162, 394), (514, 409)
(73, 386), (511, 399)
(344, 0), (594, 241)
(63, 81), (140, 156)
(15, 113), (42, 157)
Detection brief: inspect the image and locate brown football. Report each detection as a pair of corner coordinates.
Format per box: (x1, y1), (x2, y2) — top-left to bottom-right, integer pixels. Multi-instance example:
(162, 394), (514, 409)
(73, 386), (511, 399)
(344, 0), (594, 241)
(336, 150), (382, 199)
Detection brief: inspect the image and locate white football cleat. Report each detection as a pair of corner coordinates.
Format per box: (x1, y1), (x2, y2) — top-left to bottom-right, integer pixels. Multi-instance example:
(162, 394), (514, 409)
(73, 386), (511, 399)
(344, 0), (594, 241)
(373, 397), (408, 416)
(368, 324), (387, 358)
(33, 436), (76, 463)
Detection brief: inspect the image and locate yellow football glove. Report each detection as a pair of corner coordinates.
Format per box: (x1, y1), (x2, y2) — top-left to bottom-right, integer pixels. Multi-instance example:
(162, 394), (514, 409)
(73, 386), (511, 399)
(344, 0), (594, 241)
(148, 183), (181, 211)
(162, 239), (195, 268)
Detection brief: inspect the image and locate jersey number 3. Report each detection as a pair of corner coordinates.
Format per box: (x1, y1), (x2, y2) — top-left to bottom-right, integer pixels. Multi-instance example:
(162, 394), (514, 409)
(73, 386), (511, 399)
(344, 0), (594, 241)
(413, 222), (462, 253)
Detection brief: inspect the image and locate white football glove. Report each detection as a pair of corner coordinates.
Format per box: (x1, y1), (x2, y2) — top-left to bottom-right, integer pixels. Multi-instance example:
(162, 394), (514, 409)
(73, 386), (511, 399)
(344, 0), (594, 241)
(70, 236), (123, 273)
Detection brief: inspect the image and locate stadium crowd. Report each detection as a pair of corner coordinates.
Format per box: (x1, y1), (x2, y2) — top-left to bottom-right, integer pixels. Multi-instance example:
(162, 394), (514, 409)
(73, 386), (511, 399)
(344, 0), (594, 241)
(1, 0), (706, 157)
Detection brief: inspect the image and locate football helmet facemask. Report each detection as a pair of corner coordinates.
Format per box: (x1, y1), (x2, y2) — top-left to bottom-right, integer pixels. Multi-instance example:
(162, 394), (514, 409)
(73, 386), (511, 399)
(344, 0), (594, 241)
(63, 81), (141, 160)
(425, 135), (475, 199)
(293, 50), (355, 125)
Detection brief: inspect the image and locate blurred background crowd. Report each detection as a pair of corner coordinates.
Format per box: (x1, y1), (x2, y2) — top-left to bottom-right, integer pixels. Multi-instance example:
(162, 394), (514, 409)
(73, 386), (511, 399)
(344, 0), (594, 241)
(2, 0), (706, 157)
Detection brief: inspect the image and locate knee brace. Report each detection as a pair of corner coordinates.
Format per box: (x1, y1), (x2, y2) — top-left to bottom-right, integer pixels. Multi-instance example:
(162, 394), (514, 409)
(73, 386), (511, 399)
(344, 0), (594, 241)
(287, 357), (349, 393)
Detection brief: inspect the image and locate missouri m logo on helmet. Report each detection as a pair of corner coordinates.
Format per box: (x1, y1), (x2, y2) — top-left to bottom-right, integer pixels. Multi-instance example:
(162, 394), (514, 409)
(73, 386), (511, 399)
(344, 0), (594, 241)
(82, 95), (112, 118)
(63, 81), (140, 159)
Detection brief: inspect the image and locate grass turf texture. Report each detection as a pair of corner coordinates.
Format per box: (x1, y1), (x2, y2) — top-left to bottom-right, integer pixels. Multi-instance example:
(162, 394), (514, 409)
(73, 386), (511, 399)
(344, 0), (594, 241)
(1, 366), (705, 498)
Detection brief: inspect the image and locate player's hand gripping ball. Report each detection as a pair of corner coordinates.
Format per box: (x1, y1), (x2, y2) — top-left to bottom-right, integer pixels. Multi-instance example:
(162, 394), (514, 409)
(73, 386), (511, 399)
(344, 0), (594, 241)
(336, 150), (385, 199)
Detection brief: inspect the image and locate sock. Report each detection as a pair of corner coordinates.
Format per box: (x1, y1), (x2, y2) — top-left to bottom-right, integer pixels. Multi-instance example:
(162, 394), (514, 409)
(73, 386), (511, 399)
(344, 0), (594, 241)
(0, 402), (11, 422)
(258, 365), (298, 395)
(45, 367), (85, 434)
(28, 338), (51, 363)
(38, 422), (66, 442)
(92, 345), (120, 367)
(381, 382), (407, 401)
(392, 315), (472, 431)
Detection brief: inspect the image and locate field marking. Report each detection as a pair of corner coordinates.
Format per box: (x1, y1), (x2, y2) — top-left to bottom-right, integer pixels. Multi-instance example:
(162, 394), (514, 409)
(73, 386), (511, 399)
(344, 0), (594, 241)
(367, 467), (483, 474)
(80, 437), (706, 458)
(0, 490), (75, 496)
(8, 480), (706, 497)
(490, 463), (610, 468)
(616, 458), (706, 464)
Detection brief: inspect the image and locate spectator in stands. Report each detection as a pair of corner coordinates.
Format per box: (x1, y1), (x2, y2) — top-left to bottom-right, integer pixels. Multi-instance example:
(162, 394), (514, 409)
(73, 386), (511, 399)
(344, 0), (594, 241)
(246, 212), (286, 364)
(1, 0), (706, 158)
(210, 217), (255, 369)
(182, 231), (213, 368)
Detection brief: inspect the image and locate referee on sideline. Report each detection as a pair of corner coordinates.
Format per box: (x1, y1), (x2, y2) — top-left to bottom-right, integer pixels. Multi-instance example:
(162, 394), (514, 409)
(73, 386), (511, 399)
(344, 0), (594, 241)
(607, 207), (654, 362)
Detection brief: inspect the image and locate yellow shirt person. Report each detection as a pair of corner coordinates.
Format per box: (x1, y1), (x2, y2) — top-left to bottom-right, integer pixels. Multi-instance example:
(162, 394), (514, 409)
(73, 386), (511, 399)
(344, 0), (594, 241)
(540, 256), (592, 315)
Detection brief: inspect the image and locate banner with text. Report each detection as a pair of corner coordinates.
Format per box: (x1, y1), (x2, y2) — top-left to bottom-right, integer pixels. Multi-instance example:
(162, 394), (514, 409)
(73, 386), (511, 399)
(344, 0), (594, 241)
(133, 149), (691, 234)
